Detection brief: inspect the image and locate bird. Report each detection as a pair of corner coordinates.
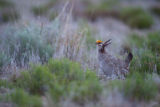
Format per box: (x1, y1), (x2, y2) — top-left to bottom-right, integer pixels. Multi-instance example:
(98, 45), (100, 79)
(96, 39), (133, 79)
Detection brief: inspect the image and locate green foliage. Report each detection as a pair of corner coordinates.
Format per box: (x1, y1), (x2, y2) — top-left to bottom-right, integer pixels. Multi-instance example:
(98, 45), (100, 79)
(9, 88), (42, 107)
(15, 65), (54, 95)
(71, 72), (101, 104)
(47, 59), (85, 81)
(120, 7), (153, 29)
(11, 59), (101, 104)
(2, 26), (54, 67)
(122, 72), (158, 101)
(48, 59), (102, 103)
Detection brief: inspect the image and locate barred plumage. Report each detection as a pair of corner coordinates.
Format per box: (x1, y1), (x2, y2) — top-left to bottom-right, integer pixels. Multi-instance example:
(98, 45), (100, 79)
(96, 39), (133, 79)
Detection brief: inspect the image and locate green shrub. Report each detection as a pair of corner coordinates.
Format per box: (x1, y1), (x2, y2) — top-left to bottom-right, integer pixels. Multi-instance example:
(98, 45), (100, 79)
(47, 59), (85, 82)
(47, 59), (102, 103)
(49, 59), (101, 103)
(9, 59), (102, 104)
(48, 59), (86, 102)
(122, 72), (158, 101)
(2, 26), (54, 66)
(120, 7), (153, 29)
(12, 31), (53, 64)
(49, 70), (101, 104)
(15, 65), (54, 95)
(70, 71), (101, 104)
(9, 88), (42, 107)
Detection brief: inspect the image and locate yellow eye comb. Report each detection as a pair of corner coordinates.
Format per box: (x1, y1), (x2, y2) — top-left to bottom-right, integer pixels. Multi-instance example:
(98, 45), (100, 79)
(96, 40), (103, 44)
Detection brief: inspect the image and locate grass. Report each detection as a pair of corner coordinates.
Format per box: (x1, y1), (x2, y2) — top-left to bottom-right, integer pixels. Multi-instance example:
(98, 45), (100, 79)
(120, 7), (153, 29)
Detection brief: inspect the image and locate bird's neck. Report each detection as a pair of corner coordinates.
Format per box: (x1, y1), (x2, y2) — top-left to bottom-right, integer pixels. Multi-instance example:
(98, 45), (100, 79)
(99, 47), (105, 53)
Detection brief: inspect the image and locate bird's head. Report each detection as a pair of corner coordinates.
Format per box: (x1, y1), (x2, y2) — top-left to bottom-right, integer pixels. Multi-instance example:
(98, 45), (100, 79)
(96, 39), (111, 52)
(96, 40), (103, 46)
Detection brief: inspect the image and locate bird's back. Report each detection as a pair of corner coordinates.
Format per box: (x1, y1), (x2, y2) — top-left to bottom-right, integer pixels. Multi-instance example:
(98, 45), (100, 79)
(98, 52), (130, 79)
